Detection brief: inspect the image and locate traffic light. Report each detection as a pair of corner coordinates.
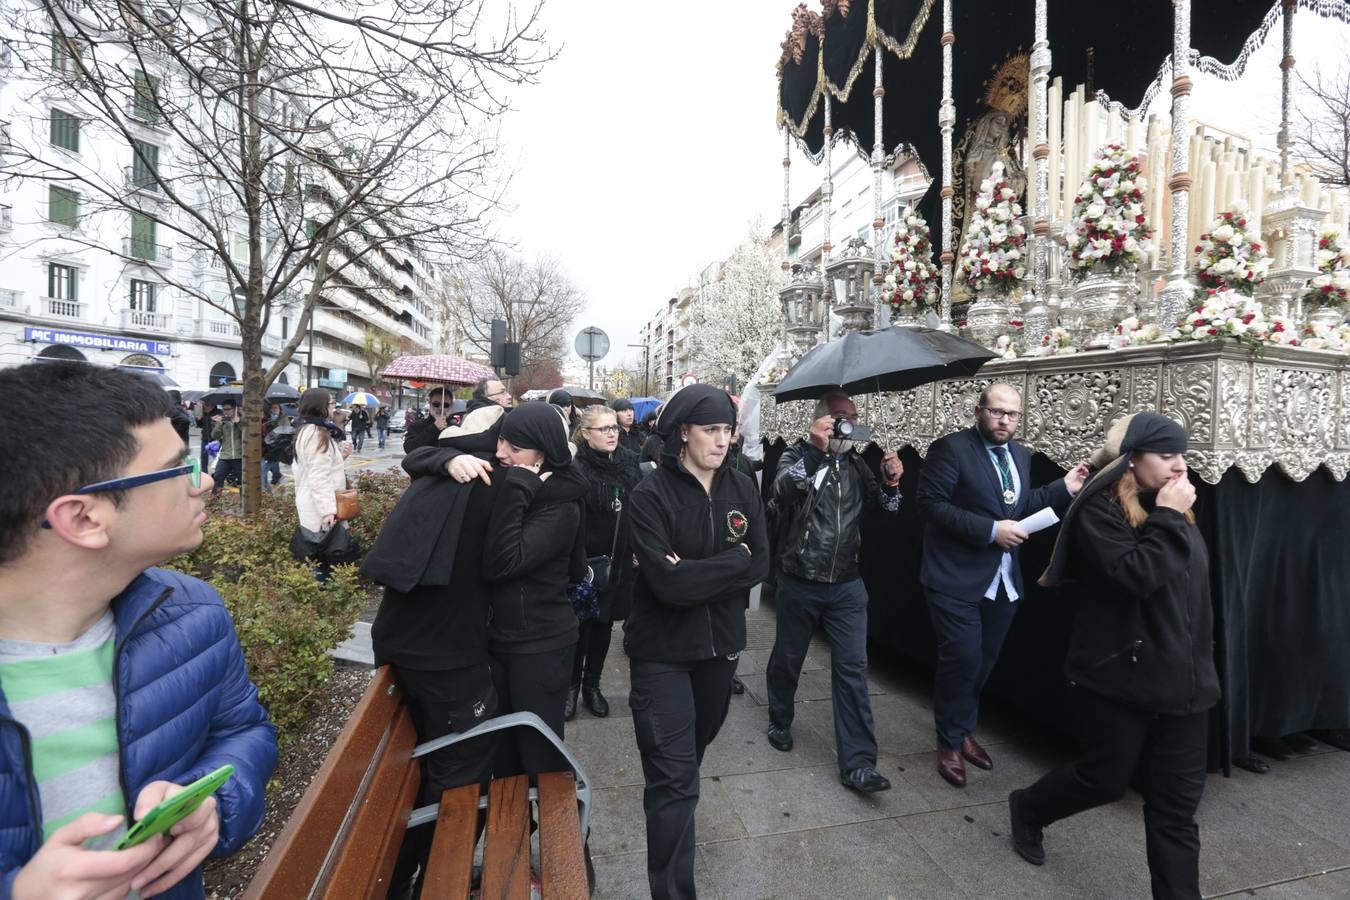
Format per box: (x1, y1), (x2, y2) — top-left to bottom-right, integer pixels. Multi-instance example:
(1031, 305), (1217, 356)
(502, 342), (521, 377)
(490, 319), (507, 368)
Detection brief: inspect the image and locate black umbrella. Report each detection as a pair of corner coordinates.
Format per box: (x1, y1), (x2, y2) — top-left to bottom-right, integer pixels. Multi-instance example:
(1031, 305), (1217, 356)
(773, 326), (997, 402)
(201, 383), (301, 406)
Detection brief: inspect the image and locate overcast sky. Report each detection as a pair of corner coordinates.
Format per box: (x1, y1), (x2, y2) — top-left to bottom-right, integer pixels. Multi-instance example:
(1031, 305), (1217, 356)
(495, 1), (804, 370)
(493, 3), (1345, 373)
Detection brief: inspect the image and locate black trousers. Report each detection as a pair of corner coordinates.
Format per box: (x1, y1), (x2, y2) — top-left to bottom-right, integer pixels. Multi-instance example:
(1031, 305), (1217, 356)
(211, 457), (243, 494)
(389, 663), (499, 898)
(1019, 687), (1209, 900)
(572, 619), (614, 690)
(630, 655), (738, 900)
(491, 645), (575, 777)
(766, 573), (877, 774)
(926, 586), (1018, 750)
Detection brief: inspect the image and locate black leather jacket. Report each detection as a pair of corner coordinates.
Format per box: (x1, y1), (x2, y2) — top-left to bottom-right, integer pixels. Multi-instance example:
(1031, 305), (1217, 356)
(773, 441), (901, 584)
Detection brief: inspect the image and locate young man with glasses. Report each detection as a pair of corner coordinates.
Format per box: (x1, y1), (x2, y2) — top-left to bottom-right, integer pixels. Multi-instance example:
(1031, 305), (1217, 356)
(0, 362), (276, 898)
(915, 383), (1088, 788)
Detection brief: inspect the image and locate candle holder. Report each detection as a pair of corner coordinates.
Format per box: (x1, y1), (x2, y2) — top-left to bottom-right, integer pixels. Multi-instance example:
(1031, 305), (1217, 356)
(826, 235), (878, 334)
(780, 263), (824, 358)
(1260, 187), (1327, 322)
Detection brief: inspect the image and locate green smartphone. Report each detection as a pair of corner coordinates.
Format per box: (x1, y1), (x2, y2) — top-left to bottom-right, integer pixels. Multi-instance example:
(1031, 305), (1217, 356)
(115, 764), (234, 850)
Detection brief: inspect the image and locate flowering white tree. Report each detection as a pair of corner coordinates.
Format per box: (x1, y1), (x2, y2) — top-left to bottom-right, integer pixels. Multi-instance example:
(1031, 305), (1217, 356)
(689, 231), (783, 391)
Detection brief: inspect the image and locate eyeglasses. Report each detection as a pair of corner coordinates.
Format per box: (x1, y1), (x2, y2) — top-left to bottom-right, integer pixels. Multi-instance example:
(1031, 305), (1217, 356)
(587, 425), (620, 435)
(41, 454), (201, 528)
(487, 389), (511, 400)
(429, 401), (451, 409)
(980, 406), (1022, 421)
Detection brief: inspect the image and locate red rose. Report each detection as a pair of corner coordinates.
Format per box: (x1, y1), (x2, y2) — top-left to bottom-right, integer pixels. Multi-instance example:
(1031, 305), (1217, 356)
(1238, 218), (1247, 226)
(1251, 243), (1262, 253)
(1207, 328), (1218, 335)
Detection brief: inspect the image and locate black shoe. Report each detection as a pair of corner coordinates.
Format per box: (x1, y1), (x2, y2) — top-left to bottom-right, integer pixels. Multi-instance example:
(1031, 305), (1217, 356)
(1283, 733), (1318, 753)
(767, 724), (793, 752)
(1251, 736), (1291, 761)
(841, 766), (891, 793)
(582, 687), (609, 718)
(564, 685), (579, 722)
(1008, 790), (1045, 865)
(1233, 755), (1271, 774)
(731, 676), (745, 695)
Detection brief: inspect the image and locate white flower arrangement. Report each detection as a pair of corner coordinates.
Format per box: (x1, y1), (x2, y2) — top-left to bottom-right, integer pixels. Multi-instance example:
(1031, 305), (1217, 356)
(1066, 144), (1153, 279)
(957, 161), (1026, 297)
(994, 334), (1018, 359)
(1110, 316), (1166, 348)
(1193, 206), (1270, 299)
(1299, 322), (1350, 351)
(1032, 326), (1077, 356)
(1170, 291), (1294, 348)
(757, 366), (789, 385)
(1304, 228), (1350, 310)
(883, 209), (940, 313)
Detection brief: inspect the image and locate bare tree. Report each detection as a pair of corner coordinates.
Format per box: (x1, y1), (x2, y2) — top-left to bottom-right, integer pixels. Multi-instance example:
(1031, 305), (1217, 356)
(688, 228), (783, 392)
(360, 326), (404, 391)
(1295, 65), (1350, 187)
(0, 0), (550, 512)
(452, 247), (585, 370)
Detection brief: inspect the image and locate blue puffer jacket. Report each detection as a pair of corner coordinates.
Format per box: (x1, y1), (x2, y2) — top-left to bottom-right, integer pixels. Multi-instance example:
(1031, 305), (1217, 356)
(0, 568), (278, 899)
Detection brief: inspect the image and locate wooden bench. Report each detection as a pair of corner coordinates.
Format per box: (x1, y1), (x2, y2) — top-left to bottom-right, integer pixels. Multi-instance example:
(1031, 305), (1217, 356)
(245, 665), (592, 899)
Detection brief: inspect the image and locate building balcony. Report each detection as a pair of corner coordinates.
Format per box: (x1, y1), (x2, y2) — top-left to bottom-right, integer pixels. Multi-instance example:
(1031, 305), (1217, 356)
(123, 237), (172, 264)
(126, 100), (165, 127)
(41, 296), (87, 319)
(0, 288), (21, 311)
(120, 308), (173, 332)
(262, 334), (283, 354)
(0, 204), (11, 232)
(190, 248), (226, 272)
(196, 318), (241, 341)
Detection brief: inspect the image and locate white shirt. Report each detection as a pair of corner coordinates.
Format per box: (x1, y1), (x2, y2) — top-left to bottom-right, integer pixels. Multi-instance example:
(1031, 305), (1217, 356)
(984, 442), (1022, 601)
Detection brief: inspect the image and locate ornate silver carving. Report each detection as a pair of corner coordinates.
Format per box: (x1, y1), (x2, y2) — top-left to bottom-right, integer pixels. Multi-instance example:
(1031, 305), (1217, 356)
(827, 236), (877, 333)
(757, 342), (1350, 485)
(1074, 267), (1139, 348)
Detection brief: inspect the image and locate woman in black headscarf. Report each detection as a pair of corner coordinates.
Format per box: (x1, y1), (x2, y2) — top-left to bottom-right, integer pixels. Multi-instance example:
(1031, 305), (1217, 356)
(1008, 412), (1219, 900)
(623, 385), (768, 900)
(481, 401), (589, 773)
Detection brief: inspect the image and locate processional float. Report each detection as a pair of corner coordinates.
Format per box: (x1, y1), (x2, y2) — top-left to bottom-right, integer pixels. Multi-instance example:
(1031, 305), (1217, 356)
(762, 0), (1350, 771)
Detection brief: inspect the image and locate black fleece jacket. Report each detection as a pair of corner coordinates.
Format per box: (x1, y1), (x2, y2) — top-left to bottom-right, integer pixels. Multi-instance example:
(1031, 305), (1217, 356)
(623, 458), (769, 662)
(482, 465), (588, 655)
(1063, 491), (1220, 716)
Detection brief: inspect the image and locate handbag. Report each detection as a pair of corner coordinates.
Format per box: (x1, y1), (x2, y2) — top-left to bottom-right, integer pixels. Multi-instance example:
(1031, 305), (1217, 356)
(568, 579), (600, 622)
(290, 521), (364, 565)
(335, 487), (360, 521)
(584, 496), (624, 593)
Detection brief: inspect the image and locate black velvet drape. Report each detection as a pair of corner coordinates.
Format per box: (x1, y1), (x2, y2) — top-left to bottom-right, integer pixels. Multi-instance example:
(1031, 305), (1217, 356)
(762, 434), (1350, 771)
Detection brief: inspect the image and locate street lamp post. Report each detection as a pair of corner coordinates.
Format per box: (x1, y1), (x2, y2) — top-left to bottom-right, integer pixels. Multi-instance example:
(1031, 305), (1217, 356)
(627, 341), (649, 396)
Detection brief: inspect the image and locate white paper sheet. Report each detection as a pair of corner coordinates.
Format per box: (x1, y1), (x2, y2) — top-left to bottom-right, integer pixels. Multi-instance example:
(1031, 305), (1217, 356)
(1017, 506), (1061, 535)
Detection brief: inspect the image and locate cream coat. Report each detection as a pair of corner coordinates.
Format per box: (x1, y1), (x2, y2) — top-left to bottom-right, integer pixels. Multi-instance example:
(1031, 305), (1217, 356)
(292, 425), (347, 532)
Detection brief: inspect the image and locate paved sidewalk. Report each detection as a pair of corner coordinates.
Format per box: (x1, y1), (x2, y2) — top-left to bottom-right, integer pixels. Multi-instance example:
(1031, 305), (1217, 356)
(336, 594), (1350, 899)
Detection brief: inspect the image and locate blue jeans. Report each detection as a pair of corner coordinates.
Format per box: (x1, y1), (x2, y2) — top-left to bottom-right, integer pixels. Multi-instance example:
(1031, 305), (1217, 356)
(261, 459), (281, 491)
(766, 573), (877, 774)
(377, 426), (388, 449)
(352, 429), (366, 452)
(211, 457), (243, 495)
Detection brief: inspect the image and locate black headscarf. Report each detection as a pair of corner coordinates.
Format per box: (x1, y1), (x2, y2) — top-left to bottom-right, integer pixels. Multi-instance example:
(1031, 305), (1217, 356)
(611, 397), (634, 413)
(655, 385), (736, 438)
(500, 401), (572, 469)
(548, 389), (574, 408)
(1040, 412), (1189, 587)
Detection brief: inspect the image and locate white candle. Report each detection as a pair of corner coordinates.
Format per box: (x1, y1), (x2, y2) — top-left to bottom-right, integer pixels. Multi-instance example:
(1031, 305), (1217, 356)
(1049, 78), (1062, 216)
(1063, 94), (1078, 223)
(1199, 159), (1216, 245)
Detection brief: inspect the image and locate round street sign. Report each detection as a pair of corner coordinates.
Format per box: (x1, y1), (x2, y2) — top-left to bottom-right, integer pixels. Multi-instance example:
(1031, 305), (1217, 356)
(574, 326), (610, 362)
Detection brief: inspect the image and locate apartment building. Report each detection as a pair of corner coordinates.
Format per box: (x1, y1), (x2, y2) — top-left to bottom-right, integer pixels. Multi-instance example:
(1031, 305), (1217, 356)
(0, 0), (438, 393)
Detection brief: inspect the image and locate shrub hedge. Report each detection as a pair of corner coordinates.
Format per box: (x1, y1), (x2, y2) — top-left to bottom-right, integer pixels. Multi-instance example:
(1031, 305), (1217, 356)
(165, 469), (407, 744)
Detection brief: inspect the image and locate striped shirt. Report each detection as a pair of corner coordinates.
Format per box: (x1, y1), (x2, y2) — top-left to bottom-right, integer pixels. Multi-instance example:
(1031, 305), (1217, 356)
(0, 611), (125, 845)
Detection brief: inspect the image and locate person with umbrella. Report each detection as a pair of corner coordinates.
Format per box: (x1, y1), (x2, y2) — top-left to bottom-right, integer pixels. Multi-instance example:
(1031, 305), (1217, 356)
(209, 399), (244, 496)
(764, 391), (903, 794)
(915, 383), (1088, 788)
(349, 402), (371, 453)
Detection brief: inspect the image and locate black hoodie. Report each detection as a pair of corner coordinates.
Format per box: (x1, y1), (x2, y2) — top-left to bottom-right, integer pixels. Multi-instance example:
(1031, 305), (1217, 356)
(623, 387), (769, 662)
(483, 463), (588, 655)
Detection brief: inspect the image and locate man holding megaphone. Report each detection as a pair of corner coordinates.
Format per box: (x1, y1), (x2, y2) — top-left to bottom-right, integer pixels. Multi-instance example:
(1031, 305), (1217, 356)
(765, 391), (903, 794)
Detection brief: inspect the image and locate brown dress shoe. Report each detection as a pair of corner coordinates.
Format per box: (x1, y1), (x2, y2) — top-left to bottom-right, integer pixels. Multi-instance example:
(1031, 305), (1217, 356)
(937, 749), (967, 787)
(961, 735), (993, 770)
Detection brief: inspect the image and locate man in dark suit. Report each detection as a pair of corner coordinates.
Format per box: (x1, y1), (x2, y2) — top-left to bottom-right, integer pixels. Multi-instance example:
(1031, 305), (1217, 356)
(916, 383), (1088, 787)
